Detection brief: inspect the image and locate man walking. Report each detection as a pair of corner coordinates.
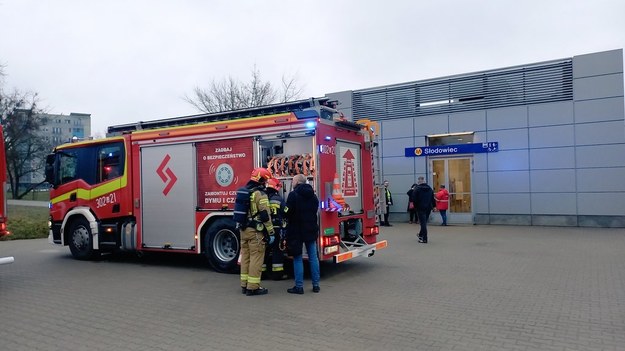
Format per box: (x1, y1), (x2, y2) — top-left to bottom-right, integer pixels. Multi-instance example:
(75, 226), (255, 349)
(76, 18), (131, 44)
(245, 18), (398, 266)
(411, 176), (435, 243)
(285, 174), (320, 294)
(240, 168), (275, 296)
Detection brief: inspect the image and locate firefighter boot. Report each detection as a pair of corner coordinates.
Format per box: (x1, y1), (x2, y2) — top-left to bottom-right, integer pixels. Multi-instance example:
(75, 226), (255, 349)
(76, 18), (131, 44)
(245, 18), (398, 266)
(271, 270), (288, 281)
(246, 287), (269, 296)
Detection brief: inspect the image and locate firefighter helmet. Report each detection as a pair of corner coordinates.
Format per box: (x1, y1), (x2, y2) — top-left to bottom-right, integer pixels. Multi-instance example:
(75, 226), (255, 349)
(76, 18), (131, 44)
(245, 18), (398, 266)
(250, 167), (272, 183)
(266, 178), (282, 191)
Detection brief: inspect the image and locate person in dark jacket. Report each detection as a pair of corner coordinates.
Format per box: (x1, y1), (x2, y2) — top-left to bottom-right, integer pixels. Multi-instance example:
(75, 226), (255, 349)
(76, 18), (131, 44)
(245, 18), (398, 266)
(411, 176), (435, 243)
(285, 174), (320, 294)
(379, 180), (393, 226)
(406, 183), (418, 224)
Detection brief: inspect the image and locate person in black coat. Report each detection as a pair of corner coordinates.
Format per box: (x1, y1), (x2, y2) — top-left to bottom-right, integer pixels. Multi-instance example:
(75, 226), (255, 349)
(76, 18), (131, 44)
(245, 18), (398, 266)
(406, 183), (418, 224)
(285, 174), (320, 294)
(411, 176), (435, 243)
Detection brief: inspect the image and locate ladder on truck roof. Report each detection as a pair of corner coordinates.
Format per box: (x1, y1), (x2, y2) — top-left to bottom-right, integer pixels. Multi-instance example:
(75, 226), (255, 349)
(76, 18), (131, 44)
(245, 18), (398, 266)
(107, 97), (338, 136)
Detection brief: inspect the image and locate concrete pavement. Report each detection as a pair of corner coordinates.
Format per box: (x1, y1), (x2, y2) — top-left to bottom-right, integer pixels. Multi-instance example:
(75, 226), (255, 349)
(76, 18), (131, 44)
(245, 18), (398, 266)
(1, 223), (624, 350)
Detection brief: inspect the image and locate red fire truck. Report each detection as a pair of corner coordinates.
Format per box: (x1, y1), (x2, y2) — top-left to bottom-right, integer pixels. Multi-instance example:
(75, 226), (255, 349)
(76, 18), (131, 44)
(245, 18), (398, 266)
(44, 98), (387, 272)
(0, 124), (15, 265)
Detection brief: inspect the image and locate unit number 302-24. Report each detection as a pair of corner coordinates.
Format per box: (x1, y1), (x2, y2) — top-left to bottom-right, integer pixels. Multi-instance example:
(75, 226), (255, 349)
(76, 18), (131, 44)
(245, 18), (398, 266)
(95, 193), (117, 208)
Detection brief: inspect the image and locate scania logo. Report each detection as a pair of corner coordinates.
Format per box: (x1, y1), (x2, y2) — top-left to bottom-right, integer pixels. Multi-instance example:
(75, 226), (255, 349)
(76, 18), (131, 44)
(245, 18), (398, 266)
(156, 154), (178, 196)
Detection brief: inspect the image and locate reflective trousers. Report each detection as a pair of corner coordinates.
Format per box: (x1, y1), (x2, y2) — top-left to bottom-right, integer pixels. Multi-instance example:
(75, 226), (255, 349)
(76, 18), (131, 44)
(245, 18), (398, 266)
(240, 228), (266, 290)
(263, 238), (286, 274)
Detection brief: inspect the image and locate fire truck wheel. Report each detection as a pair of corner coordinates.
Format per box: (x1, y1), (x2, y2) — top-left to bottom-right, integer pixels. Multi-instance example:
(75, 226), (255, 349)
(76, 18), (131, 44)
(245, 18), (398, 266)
(205, 218), (240, 273)
(68, 217), (98, 260)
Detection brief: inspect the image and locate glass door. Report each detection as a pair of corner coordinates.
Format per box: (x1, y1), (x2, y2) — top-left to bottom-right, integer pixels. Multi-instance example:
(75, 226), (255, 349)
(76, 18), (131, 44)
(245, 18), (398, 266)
(430, 158), (473, 224)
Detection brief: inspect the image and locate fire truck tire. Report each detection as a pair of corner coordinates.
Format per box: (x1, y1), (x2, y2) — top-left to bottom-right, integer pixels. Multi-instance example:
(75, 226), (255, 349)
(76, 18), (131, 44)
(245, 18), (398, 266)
(205, 218), (240, 273)
(68, 217), (98, 260)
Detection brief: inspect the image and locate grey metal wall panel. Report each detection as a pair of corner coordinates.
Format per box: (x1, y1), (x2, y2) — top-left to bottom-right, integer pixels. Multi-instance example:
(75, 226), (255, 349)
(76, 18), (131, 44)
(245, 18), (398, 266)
(381, 119), (414, 139)
(575, 97), (625, 123)
(577, 167), (625, 192)
(529, 125), (575, 148)
(578, 192), (625, 216)
(383, 156), (414, 176)
(473, 193), (489, 213)
(573, 49), (624, 79)
(529, 147), (575, 169)
(531, 193), (577, 215)
(488, 170), (530, 193)
(528, 101), (574, 127)
(530, 169), (576, 192)
(382, 137), (412, 157)
(413, 114), (448, 136)
(575, 120), (625, 145)
(576, 144), (625, 168)
(488, 129), (529, 150)
(486, 106), (527, 130)
(473, 172), (489, 193)
(489, 193), (531, 214)
(473, 153), (489, 172)
(141, 143), (196, 249)
(488, 150), (529, 171)
(449, 110), (486, 132)
(414, 157), (427, 174)
(574, 73), (624, 101)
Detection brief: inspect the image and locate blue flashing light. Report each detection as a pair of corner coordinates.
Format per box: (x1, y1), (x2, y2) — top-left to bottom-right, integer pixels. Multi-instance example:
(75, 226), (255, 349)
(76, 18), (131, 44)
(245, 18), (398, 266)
(293, 109), (319, 120)
(305, 121), (316, 129)
(324, 136), (331, 141)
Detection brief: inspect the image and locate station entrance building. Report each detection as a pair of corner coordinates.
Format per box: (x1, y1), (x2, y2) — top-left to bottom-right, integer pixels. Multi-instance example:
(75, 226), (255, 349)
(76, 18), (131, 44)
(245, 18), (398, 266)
(328, 49), (624, 227)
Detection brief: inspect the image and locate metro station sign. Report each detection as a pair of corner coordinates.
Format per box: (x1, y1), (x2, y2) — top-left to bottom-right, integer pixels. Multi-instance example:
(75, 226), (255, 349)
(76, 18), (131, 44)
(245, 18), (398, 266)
(405, 142), (499, 157)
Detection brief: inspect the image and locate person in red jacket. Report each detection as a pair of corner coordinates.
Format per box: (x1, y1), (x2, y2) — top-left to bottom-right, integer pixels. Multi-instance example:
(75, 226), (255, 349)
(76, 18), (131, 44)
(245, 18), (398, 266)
(435, 185), (450, 226)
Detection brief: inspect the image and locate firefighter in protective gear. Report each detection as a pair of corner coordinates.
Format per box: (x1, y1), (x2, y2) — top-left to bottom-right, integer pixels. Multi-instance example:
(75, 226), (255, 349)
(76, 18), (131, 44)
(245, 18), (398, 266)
(264, 178), (288, 280)
(240, 167), (275, 296)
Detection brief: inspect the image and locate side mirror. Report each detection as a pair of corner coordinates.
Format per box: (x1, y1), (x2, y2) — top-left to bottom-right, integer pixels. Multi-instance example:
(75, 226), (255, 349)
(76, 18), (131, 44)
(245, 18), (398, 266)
(44, 153), (56, 186)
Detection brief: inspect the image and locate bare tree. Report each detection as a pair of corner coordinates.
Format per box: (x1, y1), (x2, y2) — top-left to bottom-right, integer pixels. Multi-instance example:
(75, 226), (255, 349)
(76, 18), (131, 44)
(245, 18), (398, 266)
(280, 72), (304, 103)
(0, 89), (51, 199)
(185, 66), (303, 113)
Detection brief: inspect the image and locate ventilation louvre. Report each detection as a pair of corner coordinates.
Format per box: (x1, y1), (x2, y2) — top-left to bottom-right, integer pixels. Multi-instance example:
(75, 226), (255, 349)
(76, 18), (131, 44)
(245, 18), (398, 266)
(353, 60), (573, 120)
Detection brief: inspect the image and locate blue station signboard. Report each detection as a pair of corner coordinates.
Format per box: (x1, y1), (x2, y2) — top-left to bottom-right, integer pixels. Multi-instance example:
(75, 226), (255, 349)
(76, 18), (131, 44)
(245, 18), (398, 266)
(405, 142), (499, 157)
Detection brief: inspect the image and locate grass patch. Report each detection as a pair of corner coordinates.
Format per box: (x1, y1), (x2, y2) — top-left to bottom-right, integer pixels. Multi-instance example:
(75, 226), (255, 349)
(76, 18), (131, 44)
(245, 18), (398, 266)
(2, 205), (49, 240)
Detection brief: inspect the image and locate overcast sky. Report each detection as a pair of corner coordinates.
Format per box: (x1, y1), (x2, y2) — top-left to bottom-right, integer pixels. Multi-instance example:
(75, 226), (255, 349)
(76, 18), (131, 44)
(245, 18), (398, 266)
(1, 0), (624, 136)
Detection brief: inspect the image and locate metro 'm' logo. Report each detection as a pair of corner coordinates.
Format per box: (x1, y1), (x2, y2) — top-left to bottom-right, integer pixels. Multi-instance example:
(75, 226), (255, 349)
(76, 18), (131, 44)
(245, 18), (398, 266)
(156, 154), (177, 196)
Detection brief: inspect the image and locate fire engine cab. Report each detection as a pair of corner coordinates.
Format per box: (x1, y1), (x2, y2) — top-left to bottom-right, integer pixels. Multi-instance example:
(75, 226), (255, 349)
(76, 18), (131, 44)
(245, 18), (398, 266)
(45, 98), (387, 272)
